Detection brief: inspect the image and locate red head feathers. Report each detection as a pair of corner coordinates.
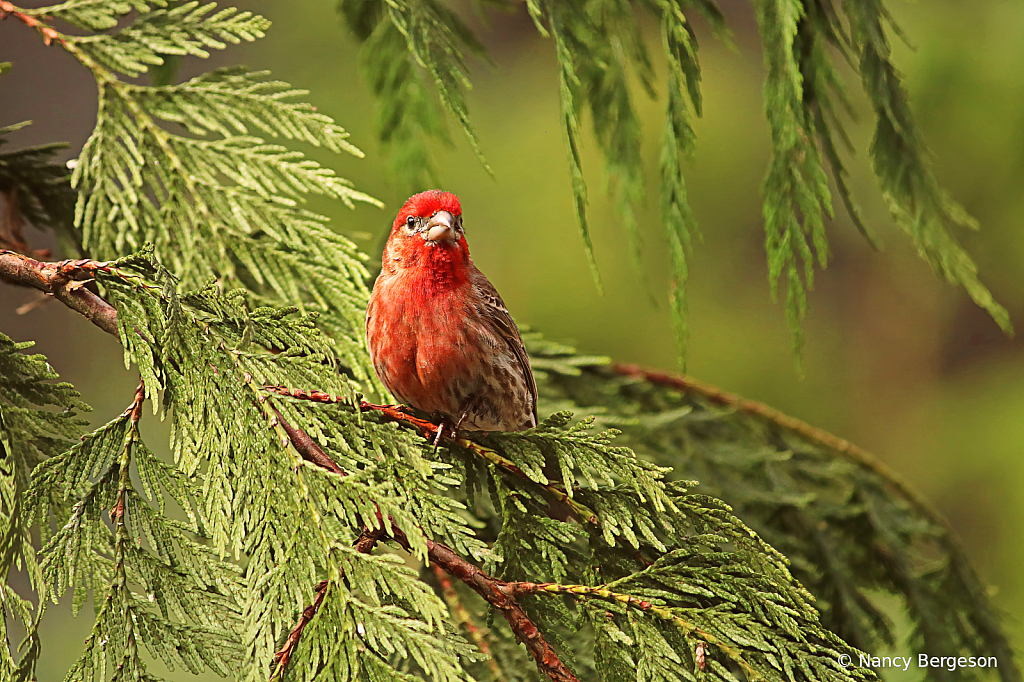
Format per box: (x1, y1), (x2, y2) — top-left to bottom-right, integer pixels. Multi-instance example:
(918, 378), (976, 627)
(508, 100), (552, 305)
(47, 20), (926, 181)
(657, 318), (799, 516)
(381, 189), (470, 281)
(392, 190), (462, 232)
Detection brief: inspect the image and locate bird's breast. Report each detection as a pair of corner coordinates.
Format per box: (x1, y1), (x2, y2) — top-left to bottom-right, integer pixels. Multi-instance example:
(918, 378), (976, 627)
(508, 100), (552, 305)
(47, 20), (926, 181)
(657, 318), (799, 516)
(366, 272), (475, 413)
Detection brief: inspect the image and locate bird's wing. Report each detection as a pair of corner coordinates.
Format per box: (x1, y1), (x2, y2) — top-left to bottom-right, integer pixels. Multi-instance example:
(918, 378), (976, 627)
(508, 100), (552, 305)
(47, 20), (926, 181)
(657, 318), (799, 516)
(470, 269), (539, 428)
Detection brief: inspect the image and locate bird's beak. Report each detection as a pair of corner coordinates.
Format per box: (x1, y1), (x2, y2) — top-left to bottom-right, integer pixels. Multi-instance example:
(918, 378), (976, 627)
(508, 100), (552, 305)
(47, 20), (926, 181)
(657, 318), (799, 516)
(424, 211), (457, 244)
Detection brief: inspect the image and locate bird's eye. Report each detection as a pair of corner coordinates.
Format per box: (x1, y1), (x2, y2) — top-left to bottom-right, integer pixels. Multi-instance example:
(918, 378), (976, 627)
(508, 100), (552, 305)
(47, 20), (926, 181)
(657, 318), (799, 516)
(405, 216), (417, 229)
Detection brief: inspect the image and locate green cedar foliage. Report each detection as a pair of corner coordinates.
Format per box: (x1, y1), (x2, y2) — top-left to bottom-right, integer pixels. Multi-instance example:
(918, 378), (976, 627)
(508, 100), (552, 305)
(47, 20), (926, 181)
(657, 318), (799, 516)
(21, 0), (384, 391)
(532, 336), (1021, 682)
(0, 3), (1019, 682)
(24, 252), (881, 682)
(337, 0), (1011, 361)
(0, 333), (89, 679)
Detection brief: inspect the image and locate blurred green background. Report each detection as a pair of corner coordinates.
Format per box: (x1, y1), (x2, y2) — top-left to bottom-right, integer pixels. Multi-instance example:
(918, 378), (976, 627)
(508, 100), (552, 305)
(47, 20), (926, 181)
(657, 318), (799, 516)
(2, 0), (1022, 677)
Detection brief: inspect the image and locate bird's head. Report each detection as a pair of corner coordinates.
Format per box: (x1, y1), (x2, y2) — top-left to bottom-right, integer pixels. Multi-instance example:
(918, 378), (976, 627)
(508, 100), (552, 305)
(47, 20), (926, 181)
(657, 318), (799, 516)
(383, 190), (470, 273)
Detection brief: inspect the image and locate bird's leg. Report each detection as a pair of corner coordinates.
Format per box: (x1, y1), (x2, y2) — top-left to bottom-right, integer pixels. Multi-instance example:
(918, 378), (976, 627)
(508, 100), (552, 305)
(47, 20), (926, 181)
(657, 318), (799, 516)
(432, 410), (466, 455)
(455, 393), (487, 434)
(431, 397), (480, 453)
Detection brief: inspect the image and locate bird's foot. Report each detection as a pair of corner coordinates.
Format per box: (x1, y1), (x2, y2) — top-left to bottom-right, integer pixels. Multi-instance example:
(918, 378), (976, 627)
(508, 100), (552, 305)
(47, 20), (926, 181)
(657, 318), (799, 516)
(431, 419), (458, 455)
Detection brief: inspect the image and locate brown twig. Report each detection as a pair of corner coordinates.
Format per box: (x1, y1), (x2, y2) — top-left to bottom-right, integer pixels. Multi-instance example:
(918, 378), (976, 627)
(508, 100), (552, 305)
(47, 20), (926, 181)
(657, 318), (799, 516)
(388, 531), (581, 682)
(261, 386), (598, 525)
(273, 579), (329, 673)
(267, 399), (581, 682)
(614, 363), (870, 459)
(0, 250), (120, 337)
(432, 564), (508, 682)
(271, 407), (344, 475)
(110, 379), (146, 523)
(0, 2), (65, 45)
(271, 527), (385, 677)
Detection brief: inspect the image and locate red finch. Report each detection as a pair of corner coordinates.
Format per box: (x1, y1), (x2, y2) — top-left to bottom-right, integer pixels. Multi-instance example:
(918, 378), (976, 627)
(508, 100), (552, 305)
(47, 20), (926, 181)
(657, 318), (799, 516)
(365, 190), (538, 434)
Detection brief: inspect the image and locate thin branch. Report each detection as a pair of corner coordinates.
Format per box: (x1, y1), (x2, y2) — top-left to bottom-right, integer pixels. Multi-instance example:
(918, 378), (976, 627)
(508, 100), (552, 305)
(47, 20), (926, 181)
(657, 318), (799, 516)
(267, 396), (581, 682)
(271, 527), (386, 678)
(501, 581), (651, 609)
(359, 400), (597, 524)
(0, 2), (65, 46)
(0, 250), (119, 337)
(273, 579), (328, 675)
(432, 564), (509, 682)
(610, 362), (951, 534)
(499, 580), (756, 679)
(261, 386), (598, 525)
(110, 379), (146, 524)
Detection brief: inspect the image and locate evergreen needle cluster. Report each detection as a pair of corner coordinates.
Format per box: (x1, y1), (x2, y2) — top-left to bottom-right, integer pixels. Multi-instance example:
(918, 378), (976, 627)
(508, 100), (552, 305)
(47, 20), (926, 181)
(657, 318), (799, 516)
(1, 333), (90, 680)
(0, 2), (1018, 682)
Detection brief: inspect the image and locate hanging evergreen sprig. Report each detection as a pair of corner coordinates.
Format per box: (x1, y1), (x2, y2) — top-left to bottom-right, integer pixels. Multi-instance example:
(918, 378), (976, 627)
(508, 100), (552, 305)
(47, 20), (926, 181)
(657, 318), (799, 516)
(338, 0), (490, 190)
(657, 1), (704, 363)
(755, 0), (833, 360)
(339, 0), (1011, 360)
(841, 0), (1011, 333)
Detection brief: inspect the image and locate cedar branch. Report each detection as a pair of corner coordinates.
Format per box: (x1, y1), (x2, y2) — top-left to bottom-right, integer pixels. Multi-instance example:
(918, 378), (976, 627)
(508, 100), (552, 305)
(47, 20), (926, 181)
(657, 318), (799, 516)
(609, 362), (1012, 676)
(610, 363), (952, 538)
(0, 251), (120, 337)
(270, 527), (386, 678)
(269, 399), (582, 682)
(261, 386), (598, 525)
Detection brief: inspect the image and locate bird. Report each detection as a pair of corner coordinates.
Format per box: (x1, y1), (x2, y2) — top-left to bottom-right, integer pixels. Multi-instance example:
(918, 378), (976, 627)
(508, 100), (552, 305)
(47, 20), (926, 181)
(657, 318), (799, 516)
(365, 189), (538, 439)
